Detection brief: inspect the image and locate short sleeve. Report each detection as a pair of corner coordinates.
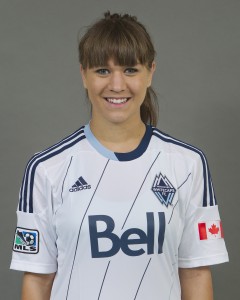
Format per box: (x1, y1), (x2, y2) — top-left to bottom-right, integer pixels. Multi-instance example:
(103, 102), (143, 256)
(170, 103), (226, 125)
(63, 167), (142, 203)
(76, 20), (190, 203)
(178, 153), (229, 268)
(10, 161), (57, 274)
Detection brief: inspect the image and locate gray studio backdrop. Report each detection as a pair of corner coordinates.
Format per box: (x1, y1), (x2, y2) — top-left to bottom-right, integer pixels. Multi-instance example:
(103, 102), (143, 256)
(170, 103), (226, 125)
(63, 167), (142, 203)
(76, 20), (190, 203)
(0, 0), (239, 298)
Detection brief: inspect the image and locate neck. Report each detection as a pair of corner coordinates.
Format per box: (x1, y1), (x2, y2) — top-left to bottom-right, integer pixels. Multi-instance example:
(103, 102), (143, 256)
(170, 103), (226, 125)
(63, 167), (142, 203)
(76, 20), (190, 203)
(89, 119), (146, 153)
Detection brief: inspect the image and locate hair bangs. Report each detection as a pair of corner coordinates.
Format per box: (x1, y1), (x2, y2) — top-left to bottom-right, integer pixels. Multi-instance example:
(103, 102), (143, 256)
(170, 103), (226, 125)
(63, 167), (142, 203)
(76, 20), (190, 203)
(80, 21), (154, 69)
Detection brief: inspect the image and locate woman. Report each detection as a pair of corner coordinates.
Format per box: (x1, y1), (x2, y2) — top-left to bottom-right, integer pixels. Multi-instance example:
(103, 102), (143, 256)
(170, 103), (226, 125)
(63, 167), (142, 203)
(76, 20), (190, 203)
(11, 12), (228, 300)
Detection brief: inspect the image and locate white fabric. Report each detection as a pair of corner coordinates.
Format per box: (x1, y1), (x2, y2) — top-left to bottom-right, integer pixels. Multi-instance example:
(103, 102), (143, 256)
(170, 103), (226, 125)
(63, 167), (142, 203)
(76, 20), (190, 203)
(10, 125), (228, 300)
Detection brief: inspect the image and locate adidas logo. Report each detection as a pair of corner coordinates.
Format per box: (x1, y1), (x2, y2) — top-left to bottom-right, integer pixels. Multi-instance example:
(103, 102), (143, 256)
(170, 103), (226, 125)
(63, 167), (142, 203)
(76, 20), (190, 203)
(69, 176), (91, 192)
(152, 173), (176, 207)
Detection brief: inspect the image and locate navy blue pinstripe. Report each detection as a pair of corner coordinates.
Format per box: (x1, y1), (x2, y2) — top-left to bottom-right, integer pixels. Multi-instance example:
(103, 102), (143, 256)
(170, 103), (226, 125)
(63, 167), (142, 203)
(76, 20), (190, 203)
(152, 128), (216, 207)
(19, 127), (85, 213)
(98, 261), (111, 300)
(61, 156), (73, 204)
(66, 160), (110, 299)
(121, 151), (161, 229)
(134, 258), (152, 300)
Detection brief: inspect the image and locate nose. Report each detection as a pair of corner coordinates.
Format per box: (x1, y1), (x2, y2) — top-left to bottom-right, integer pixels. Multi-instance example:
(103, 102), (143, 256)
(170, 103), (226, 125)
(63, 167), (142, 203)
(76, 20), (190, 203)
(108, 71), (126, 92)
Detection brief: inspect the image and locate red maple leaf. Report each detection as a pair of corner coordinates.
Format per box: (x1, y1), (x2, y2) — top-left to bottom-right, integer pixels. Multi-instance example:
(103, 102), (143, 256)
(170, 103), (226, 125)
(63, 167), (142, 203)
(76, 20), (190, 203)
(208, 224), (219, 235)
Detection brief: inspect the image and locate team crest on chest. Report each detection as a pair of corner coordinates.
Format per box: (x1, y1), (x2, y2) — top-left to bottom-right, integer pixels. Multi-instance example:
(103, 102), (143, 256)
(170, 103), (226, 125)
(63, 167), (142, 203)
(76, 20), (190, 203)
(152, 173), (176, 207)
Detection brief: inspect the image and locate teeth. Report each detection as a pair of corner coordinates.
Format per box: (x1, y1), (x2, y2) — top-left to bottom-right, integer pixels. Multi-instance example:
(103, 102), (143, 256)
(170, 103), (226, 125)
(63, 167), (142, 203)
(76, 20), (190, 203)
(106, 98), (128, 104)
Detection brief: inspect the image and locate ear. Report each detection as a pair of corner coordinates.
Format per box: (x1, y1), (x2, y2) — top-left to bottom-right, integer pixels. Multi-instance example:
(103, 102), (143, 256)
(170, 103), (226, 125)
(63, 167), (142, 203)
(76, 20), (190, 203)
(147, 61), (156, 87)
(80, 64), (88, 89)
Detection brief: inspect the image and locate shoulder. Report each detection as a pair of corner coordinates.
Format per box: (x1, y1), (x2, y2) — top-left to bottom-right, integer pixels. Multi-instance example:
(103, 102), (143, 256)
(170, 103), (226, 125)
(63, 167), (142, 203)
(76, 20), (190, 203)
(18, 126), (87, 213)
(28, 126), (86, 172)
(151, 126), (208, 165)
(150, 127), (215, 207)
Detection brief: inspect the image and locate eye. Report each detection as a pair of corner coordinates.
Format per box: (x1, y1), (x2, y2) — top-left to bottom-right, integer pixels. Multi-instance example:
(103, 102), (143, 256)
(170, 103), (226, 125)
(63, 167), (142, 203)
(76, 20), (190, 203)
(124, 67), (138, 74)
(95, 68), (110, 75)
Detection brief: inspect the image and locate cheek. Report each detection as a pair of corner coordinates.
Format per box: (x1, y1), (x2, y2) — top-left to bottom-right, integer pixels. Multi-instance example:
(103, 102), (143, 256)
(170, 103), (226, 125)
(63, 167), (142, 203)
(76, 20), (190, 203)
(86, 82), (101, 97)
(131, 80), (149, 97)
(87, 83), (107, 108)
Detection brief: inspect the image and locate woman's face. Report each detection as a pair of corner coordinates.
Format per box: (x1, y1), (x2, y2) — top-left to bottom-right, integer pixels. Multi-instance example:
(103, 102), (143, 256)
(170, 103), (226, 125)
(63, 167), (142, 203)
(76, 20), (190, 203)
(80, 59), (155, 127)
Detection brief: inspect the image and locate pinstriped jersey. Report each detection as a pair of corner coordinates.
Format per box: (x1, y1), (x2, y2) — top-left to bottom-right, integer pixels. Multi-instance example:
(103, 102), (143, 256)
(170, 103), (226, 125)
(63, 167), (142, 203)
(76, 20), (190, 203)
(10, 124), (228, 300)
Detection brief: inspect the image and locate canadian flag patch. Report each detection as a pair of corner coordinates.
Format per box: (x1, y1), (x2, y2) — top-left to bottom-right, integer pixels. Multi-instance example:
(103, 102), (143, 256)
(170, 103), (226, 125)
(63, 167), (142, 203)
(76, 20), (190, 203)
(198, 220), (224, 240)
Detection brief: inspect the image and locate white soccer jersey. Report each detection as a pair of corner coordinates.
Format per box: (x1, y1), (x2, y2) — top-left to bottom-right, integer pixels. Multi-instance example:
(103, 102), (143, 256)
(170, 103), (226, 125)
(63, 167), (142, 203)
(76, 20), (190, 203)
(11, 124), (229, 300)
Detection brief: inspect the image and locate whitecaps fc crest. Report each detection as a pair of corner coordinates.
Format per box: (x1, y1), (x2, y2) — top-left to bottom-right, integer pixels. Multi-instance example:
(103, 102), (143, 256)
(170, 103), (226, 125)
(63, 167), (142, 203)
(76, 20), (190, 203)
(152, 173), (176, 207)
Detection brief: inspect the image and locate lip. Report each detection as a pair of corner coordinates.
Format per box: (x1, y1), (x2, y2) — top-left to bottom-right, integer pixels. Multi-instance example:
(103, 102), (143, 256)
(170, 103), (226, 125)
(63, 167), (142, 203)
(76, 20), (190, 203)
(104, 97), (131, 104)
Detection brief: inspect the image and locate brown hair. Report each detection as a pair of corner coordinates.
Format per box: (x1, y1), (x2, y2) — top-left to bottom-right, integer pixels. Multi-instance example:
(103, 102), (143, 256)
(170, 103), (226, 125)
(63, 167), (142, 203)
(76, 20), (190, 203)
(78, 11), (158, 126)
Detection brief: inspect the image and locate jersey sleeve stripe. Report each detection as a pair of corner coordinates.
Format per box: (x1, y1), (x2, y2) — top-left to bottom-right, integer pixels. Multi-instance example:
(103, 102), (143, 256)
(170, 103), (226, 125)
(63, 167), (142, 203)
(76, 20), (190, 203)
(19, 127), (84, 211)
(18, 127), (85, 213)
(210, 178), (217, 205)
(27, 135), (85, 213)
(152, 128), (216, 207)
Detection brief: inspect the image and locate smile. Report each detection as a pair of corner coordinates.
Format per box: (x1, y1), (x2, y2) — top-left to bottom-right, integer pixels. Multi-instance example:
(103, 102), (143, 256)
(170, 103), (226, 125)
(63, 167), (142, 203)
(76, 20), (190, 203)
(104, 97), (130, 104)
